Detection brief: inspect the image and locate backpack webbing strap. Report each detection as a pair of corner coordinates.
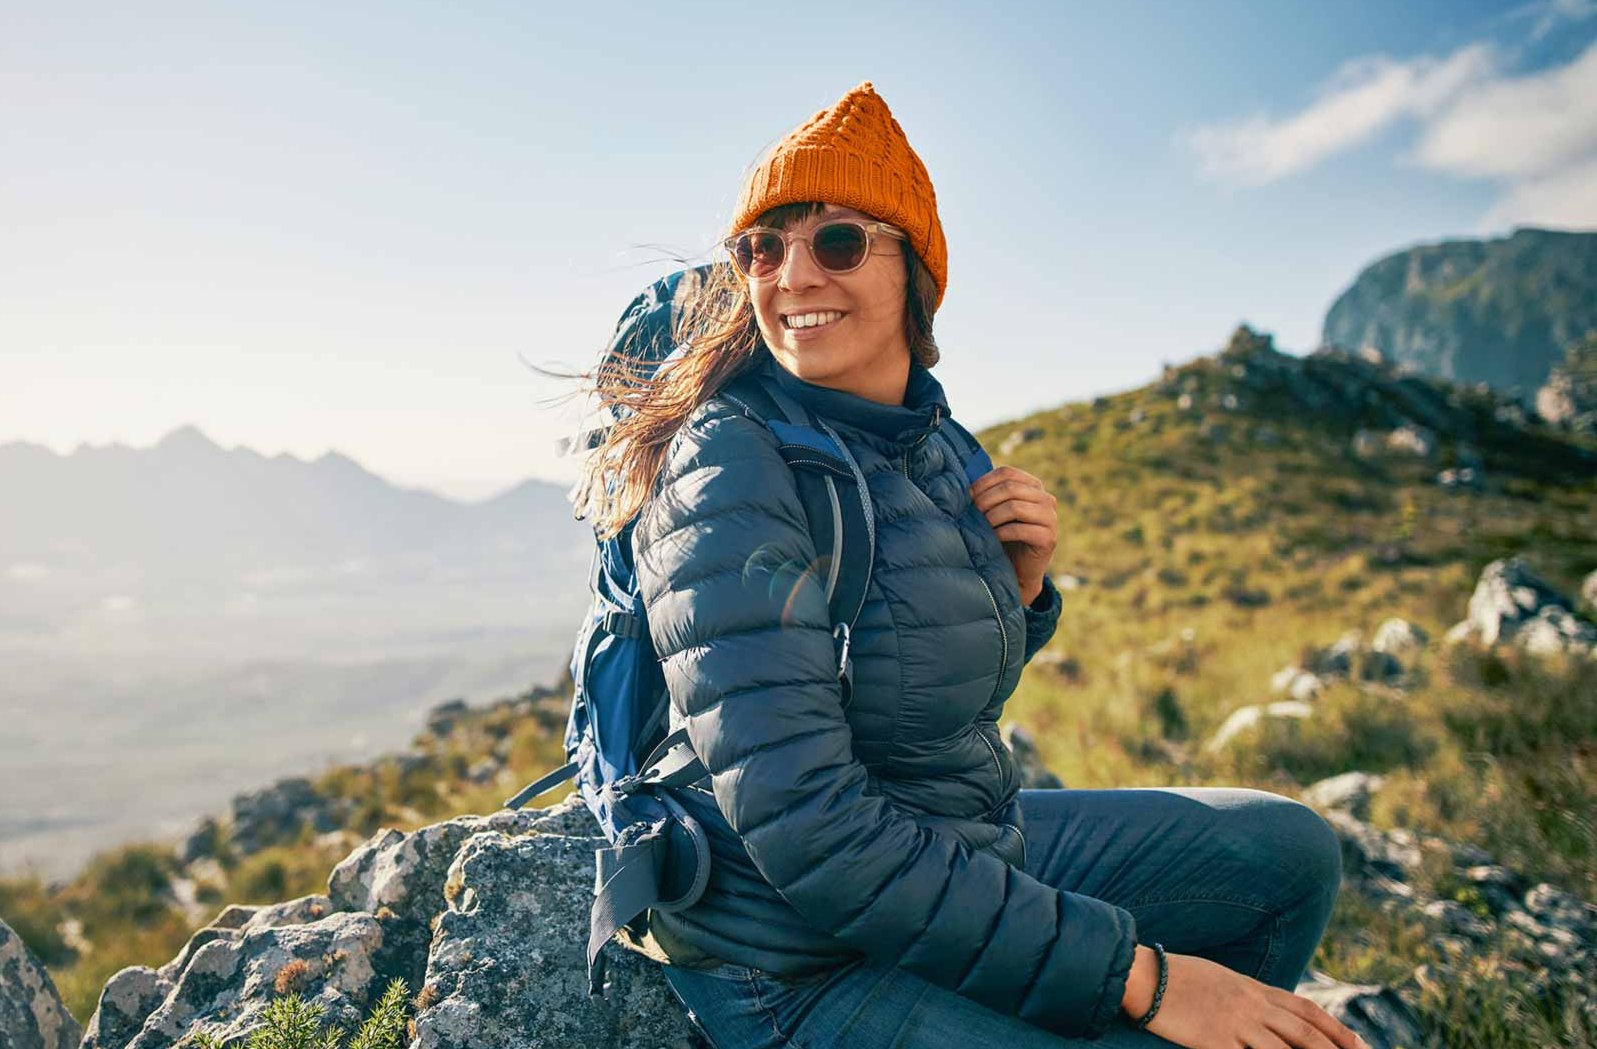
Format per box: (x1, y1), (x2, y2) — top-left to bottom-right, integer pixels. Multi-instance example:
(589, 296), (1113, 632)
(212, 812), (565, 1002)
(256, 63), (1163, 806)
(503, 761), (577, 809)
(587, 788), (710, 996)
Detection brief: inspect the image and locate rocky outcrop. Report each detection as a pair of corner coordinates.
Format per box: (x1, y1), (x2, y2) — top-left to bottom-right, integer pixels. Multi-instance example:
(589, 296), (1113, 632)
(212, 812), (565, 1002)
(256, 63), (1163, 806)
(1320, 228), (1597, 398)
(224, 777), (354, 859)
(1444, 556), (1597, 659)
(0, 917), (81, 1049)
(79, 799), (703, 1049)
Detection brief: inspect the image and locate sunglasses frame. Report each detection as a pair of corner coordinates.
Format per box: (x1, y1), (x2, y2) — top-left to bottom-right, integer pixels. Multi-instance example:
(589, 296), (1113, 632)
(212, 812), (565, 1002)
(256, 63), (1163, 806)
(722, 219), (908, 280)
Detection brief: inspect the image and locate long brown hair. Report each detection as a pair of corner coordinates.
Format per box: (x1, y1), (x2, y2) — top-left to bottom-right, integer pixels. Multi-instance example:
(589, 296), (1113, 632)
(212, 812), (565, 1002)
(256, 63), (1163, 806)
(554, 202), (941, 540)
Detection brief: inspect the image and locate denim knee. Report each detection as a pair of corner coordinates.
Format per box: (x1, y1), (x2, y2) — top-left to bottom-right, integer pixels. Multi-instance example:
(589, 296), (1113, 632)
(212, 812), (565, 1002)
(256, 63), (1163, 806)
(1264, 794), (1344, 908)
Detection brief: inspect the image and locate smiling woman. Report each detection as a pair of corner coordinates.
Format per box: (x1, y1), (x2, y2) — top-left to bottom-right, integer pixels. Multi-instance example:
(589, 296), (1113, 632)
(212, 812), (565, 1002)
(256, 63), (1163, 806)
(562, 82), (1362, 1049)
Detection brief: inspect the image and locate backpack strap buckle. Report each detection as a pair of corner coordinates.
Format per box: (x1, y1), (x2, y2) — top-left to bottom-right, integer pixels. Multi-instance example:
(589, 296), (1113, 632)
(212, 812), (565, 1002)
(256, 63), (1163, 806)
(602, 608), (643, 639)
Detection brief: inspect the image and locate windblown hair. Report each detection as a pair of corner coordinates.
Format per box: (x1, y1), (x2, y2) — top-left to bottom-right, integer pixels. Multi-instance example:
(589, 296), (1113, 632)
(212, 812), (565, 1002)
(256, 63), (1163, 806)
(566, 202), (941, 540)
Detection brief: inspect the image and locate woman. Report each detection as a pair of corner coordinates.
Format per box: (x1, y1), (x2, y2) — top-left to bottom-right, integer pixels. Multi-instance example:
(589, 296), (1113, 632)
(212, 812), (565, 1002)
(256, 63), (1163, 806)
(573, 82), (1364, 1049)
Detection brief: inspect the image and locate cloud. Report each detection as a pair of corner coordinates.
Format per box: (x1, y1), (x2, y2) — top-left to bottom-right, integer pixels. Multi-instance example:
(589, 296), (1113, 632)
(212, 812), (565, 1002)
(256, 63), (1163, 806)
(1182, 37), (1597, 229)
(1480, 154), (1597, 227)
(1409, 42), (1597, 179)
(1179, 44), (1495, 186)
(1503, 0), (1597, 43)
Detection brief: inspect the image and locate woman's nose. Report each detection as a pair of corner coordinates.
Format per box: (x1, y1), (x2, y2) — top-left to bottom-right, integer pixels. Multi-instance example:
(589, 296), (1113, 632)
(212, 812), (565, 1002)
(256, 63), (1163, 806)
(776, 237), (827, 293)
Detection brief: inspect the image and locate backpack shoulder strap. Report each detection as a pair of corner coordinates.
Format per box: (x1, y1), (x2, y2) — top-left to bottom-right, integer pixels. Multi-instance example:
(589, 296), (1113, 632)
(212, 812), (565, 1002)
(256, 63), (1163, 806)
(935, 414), (995, 485)
(721, 372), (875, 646)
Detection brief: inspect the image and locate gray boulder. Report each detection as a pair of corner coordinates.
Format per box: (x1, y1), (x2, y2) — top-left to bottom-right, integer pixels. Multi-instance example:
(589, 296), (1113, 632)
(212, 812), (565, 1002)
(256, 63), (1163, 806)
(229, 777), (353, 858)
(1000, 724), (1064, 789)
(1445, 557), (1597, 658)
(1201, 701), (1314, 754)
(419, 828), (700, 1049)
(1293, 970), (1423, 1049)
(0, 917), (81, 1049)
(1301, 772), (1386, 819)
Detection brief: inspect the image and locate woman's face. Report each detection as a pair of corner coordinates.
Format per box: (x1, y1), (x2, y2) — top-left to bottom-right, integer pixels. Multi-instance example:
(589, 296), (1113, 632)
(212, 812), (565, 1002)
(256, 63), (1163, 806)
(746, 203), (911, 403)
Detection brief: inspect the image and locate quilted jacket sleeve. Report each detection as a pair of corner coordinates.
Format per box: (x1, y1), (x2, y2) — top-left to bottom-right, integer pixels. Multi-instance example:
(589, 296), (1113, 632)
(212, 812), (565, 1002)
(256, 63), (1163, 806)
(1021, 573), (1062, 666)
(633, 405), (1138, 1040)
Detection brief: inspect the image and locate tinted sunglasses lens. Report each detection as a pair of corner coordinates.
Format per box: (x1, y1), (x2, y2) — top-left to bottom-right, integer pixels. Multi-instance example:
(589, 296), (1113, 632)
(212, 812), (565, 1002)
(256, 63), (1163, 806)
(812, 223), (868, 271)
(734, 231), (785, 277)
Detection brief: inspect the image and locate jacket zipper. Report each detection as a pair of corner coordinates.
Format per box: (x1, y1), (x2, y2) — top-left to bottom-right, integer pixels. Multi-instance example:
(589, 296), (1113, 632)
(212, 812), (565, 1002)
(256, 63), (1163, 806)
(976, 720), (1004, 783)
(975, 575), (1010, 705)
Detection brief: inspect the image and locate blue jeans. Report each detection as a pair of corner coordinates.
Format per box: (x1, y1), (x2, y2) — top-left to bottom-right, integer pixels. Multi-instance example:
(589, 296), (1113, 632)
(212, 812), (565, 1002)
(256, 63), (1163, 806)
(660, 786), (1342, 1048)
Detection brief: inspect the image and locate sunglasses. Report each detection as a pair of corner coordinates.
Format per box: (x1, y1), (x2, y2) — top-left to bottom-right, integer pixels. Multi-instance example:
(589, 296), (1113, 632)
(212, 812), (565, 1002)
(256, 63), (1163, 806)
(722, 219), (907, 280)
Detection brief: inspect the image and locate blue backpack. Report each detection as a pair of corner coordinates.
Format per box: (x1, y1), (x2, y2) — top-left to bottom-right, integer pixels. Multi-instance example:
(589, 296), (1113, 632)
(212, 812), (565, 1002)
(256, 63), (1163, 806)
(504, 264), (994, 996)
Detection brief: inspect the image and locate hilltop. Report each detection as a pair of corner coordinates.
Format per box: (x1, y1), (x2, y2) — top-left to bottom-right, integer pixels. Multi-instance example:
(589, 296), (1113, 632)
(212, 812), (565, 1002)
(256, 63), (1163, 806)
(1322, 227), (1597, 401)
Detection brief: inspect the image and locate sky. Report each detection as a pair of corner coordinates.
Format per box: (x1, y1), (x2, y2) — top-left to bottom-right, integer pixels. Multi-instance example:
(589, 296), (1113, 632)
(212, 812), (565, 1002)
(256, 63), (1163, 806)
(3, 0), (1595, 500)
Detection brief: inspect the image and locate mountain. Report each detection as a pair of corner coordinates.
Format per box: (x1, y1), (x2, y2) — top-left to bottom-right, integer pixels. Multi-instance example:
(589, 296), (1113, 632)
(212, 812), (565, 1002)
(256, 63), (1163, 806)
(1321, 227), (1597, 401)
(0, 426), (579, 576)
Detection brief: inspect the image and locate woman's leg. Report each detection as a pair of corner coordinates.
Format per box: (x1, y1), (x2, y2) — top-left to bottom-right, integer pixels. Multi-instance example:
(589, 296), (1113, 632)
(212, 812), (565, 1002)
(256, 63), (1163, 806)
(663, 956), (1181, 1048)
(660, 786), (1342, 1048)
(1017, 786), (1343, 991)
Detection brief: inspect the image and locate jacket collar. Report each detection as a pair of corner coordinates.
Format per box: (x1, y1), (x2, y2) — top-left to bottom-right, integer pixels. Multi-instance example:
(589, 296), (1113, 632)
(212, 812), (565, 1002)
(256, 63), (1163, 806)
(753, 349), (948, 446)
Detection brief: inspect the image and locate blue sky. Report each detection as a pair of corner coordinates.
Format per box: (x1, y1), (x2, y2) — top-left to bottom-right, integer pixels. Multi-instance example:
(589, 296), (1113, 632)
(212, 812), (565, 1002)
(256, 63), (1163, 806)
(3, 0), (1594, 498)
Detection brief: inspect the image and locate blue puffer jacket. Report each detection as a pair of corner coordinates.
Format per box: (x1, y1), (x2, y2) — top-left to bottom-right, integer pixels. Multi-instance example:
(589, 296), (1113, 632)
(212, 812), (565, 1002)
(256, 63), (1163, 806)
(629, 348), (1138, 1039)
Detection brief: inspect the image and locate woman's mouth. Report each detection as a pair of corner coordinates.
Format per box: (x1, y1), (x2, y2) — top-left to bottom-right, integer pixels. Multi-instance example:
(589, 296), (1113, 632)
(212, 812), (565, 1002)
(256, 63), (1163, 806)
(781, 310), (846, 331)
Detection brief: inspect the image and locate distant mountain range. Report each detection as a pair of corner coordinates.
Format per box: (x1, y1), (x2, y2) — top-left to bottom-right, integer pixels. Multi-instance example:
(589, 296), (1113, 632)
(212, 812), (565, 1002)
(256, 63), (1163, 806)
(0, 425), (578, 577)
(1322, 227), (1597, 401)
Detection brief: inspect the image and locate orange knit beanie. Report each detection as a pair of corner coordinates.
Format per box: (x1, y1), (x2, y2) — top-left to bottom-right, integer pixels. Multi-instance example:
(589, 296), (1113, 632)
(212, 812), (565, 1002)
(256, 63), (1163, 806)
(730, 81), (947, 309)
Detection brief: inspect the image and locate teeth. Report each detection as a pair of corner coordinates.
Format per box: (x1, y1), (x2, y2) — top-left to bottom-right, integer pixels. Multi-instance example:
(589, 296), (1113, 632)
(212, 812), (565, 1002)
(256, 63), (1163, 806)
(784, 310), (843, 330)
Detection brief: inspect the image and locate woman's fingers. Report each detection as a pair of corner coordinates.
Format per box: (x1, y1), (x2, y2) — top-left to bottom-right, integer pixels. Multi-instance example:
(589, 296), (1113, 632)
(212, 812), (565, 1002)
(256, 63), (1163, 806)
(981, 496), (1054, 527)
(1270, 992), (1368, 1049)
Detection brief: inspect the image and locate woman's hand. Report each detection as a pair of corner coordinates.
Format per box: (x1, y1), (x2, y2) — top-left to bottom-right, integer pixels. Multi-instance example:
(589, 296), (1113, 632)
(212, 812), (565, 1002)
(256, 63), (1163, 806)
(969, 466), (1057, 606)
(1124, 947), (1370, 1049)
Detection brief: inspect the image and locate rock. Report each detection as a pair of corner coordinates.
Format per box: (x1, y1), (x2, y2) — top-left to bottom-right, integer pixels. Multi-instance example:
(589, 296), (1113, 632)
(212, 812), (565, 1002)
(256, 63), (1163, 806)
(1385, 425), (1434, 456)
(425, 698), (472, 738)
(145, 909), (385, 1048)
(1052, 572), (1085, 591)
(80, 966), (173, 1049)
(1000, 724), (1064, 789)
(1351, 429), (1382, 459)
(327, 798), (592, 994)
(1451, 557), (1597, 658)
(1420, 899), (1493, 940)
(1584, 569), (1597, 611)
(418, 830), (701, 1049)
(1370, 618), (1428, 661)
(1436, 466), (1481, 489)
(1294, 970), (1423, 1049)
(1302, 772), (1386, 818)
(1321, 810), (1424, 882)
(998, 427), (1044, 456)
(465, 757), (503, 786)
(1176, 392), (1194, 411)
(1201, 701), (1314, 753)
(1305, 630), (1363, 678)
(229, 777), (354, 857)
(1269, 666), (1325, 702)
(0, 917), (81, 1049)
(1463, 864), (1528, 916)
(179, 817), (222, 864)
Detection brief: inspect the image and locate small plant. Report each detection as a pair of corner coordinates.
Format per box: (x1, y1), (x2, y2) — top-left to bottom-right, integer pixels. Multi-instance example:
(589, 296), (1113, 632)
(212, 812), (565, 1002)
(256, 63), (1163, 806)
(178, 977), (410, 1049)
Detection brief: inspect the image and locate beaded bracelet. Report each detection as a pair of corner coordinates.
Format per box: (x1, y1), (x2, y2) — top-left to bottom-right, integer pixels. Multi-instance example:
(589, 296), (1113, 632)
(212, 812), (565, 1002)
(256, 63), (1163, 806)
(1132, 942), (1168, 1030)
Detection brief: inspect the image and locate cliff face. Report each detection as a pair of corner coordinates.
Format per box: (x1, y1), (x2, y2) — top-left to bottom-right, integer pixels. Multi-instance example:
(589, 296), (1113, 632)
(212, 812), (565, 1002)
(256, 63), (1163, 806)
(1321, 228), (1597, 401)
